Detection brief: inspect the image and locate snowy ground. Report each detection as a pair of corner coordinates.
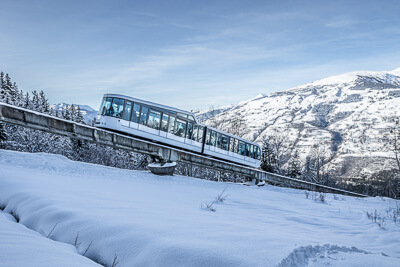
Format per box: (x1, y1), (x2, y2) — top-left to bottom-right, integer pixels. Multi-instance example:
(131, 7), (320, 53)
(0, 150), (399, 266)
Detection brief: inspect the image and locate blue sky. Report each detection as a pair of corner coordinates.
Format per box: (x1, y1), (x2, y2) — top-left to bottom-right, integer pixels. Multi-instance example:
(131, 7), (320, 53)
(1, 0), (400, 111)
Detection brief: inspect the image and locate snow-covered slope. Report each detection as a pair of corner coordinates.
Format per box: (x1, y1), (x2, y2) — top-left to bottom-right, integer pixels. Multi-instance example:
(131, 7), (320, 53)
(201, 68), (400, 178)
(0, 211), (99, 266)
(0, 150), (399, 266)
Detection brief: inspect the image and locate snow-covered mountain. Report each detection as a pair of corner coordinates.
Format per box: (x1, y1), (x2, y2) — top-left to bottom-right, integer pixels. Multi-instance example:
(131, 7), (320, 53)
(201, 68), (400, 178)
(50, 103), (97, 124)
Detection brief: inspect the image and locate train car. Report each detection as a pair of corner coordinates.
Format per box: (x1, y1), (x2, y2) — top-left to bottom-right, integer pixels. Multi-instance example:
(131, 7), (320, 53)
(95, 94), (261, 168)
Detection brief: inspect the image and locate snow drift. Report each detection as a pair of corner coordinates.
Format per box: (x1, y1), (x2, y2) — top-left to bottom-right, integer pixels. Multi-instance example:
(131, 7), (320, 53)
(0, 150), (399, 266)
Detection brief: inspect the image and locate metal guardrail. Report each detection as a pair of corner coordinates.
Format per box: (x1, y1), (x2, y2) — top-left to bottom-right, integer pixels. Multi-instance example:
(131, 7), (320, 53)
(0, 102), (367, 197)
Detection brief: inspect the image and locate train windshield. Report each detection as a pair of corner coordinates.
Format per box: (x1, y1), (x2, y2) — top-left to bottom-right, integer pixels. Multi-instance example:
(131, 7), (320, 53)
(99, 97), (112, 115)
(100, 97), (125, 118)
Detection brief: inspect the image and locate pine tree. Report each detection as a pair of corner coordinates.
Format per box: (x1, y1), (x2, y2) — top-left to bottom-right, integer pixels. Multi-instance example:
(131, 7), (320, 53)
(31, 90), (40, 111)
(39, 90), (50, 114)
(0, 123), (7, 148)
(17, 89), (24, 107)
(10, 80), (18, 105)
(2, 74), (11, 104)
(70, 104), (77, 121)
(0, 72), (5, 102)
(288, 150), (302, 178)
(75, 105), (85, 124)
(24, 92), (31, 109)
(260, 139), (277, 173)
(64, 104), (71, 120)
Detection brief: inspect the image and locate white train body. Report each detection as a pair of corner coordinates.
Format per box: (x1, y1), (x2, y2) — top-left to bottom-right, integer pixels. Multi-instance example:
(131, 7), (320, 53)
(95, 94), (261, 168)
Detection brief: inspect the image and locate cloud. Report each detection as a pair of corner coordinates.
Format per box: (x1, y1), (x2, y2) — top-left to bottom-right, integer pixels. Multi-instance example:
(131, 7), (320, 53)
(324, 19), (356, 28)
(128, 11), (158, 18)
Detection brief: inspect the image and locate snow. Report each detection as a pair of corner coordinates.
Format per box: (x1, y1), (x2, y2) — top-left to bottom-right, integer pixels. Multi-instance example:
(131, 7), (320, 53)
(148, 162), (177, 167)
(0, 211), (99, 266)
(1, 149), (400, 266)
(389, 67), (400, 76)
(298, 69), (400, 87)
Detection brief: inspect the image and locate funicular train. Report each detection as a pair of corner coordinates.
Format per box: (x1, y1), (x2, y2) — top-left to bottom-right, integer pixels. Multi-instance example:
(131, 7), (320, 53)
(95, 94), (261, 168)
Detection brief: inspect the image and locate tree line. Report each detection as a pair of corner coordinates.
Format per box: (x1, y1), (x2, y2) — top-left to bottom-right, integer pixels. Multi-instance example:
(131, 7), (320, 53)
(0, 72), (148, 170)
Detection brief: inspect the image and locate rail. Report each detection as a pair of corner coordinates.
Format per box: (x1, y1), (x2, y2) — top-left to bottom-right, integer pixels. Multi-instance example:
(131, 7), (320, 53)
(0, 102), (367, 197)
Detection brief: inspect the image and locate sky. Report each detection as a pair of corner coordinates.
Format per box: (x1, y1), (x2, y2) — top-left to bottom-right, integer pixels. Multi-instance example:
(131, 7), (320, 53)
(1, 0), (400, 111)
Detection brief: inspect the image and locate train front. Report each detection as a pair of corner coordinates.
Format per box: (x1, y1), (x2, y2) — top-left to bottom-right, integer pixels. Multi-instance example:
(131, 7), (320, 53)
(95, 95), (125, 131)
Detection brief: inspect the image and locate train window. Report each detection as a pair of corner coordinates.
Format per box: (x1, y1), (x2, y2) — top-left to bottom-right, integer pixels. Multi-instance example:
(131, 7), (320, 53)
(245, 143), (250, 157)
(177, 112), (188, 119)
(198, 126), (204, 143)
(192, 124), (198, 141)
(100, 97), (112, 115)
(174, 119), (187, 138)
(161, 114), (169, 132)
(250, 145), (254, 159)
(210, 131), (216, 147)
(187, 122), (193, 139)
(205, 129), (211, 145)
(216, 132), (222, 149)
(238, 141), (245, 156)
(139, 106), (149, 125)
(221, 135), (229, 151)
(122, 101), (132, 121)
(257, 147), (261, 160)
(131, 103), (141, 123)
(147, 110), (161, 130)
(108, 98), (125, 118)
(168, 116), (175, 133)
(188, 115), (195, 121)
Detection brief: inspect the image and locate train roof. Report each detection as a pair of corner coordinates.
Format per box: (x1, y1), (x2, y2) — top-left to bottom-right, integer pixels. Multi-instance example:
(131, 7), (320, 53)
(104, 93), (197, 120)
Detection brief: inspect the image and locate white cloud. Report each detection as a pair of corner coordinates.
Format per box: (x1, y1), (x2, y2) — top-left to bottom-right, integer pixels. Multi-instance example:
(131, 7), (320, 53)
(324, 19), (356, 28)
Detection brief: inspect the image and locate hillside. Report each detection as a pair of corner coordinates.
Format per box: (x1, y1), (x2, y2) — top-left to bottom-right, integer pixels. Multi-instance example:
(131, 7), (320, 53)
(1, 150), (400, 266)
(201, 68), (400, 179)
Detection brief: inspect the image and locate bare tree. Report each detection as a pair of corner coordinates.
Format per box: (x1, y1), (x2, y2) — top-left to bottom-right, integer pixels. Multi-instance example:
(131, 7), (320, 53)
(261, 128), (291, 174)
(226, 114), (248, 138)
(310, 144), (329, 182)
(288, 150), (302, 178)
(207, 105), (224, 129)
(389, 120), (400, 171)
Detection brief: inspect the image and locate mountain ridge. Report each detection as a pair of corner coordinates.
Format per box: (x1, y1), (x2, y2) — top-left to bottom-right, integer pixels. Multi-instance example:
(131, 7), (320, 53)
(201, 67), (400, 179)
